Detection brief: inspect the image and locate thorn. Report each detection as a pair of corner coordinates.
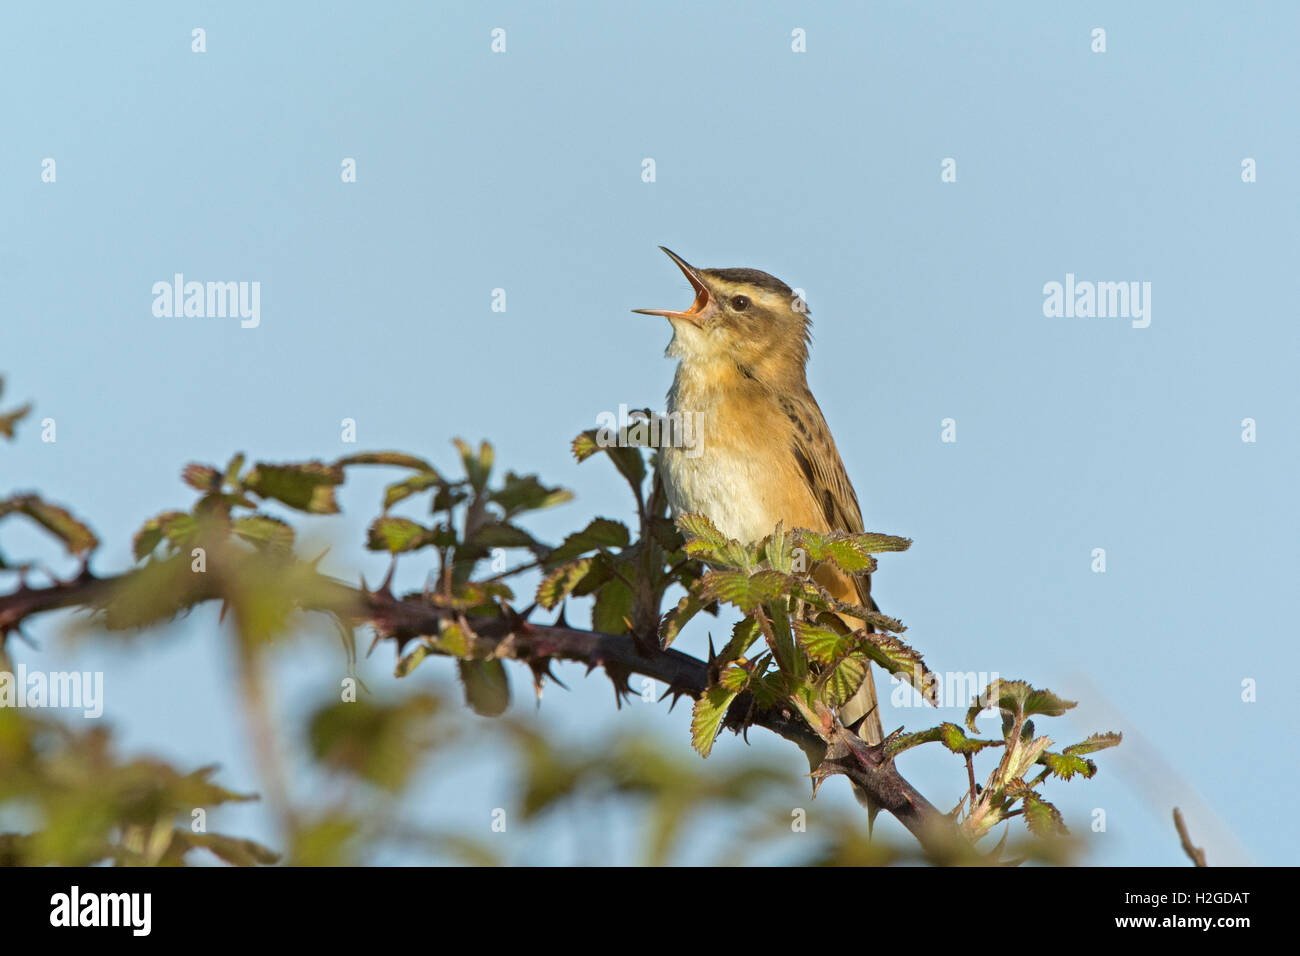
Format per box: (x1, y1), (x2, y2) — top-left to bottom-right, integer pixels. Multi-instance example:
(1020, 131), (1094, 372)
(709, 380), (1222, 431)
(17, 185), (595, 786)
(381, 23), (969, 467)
(378, 557), (398, 594)
(554, 601), (569, 628)
(527, 656), (568, 702)
(308, 546), (332, 571)
(656, 682), (693, 712)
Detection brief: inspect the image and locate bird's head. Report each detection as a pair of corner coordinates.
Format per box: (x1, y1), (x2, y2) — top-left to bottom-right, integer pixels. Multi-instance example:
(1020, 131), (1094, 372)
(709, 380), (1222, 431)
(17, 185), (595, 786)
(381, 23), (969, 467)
(633, 247), (811, 382)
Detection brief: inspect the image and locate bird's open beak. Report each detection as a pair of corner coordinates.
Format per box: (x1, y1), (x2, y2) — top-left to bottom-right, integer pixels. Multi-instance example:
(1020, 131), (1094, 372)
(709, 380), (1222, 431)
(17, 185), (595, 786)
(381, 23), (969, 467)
(632, 247), (709, 326)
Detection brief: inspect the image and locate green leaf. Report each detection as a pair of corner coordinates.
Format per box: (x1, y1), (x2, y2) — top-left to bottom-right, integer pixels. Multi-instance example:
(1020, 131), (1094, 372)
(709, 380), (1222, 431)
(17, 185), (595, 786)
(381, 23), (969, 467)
(821, 653), (868, 707)
(718, 616), (760, 665)
(458, 659), (510, 716)
(0, 494), (99, 555)
(676, 512), (729, 553)
(131, 511), (187, 561)
(435, 620), (474, 657)
(222, 453), (246, 487)
(659, 592), (706, 648)
(937, 721), (1002, 755)
(395, 643), (431, 678)
(796, 530), (876, 574)
(545, 517), (630, 564)
(536, 558), (592, 610)
(569, 428), (646, 496)
(366, 516), (438, 553)
(691, 684), (739, 757)
(469, 522), (541, 552)
(1022, 792), (1069, 837)
(232, 514), (295, 554)
(336, 451), (437, 473)
(243, 461), (343, 514)
(489, 471), (574, 517)
(698, 569), (792, 614)
(794, 619), (855, 664)
(452, 439), (494, 493)
(592, 577), (634, 635)
(966, 680), (1077, 731)
(764, 595), (802, 678)
(1039, 751), (1097, 781)
(382, 472), (443, 511)
(570, 430), (600, 462)
(854, 631), (937, 704)
(1062, 732), (1123, 756)
(886, 722), (1002, 757)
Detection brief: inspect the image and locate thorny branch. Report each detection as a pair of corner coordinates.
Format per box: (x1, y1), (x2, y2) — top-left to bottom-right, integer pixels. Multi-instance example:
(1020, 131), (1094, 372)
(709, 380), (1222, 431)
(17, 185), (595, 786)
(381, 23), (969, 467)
(0, 563), (961, 854)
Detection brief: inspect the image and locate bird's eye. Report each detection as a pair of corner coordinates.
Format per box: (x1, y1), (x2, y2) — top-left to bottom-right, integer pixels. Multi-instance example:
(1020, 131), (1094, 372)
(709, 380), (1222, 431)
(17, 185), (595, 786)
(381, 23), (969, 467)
(730, 295), (750, 311)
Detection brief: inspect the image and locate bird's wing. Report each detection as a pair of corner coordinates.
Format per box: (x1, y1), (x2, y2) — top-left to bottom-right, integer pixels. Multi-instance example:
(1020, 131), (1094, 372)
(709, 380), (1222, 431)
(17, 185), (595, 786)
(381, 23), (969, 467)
(785, 390), (883, 744)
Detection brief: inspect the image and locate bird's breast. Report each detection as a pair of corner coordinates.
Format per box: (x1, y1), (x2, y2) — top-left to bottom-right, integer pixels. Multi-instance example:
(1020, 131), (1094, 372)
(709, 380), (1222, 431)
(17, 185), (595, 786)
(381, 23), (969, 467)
(662, 373), (821, 545)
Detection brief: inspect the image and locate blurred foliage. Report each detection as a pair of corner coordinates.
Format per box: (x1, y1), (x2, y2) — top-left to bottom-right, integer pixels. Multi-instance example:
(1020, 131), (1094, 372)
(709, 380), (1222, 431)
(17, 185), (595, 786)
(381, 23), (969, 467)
(0, 703), (275, 866)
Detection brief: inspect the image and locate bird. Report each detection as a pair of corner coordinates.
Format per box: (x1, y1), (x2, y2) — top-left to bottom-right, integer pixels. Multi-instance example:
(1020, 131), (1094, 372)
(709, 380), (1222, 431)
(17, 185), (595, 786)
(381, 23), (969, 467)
(634, 246), (884, 748)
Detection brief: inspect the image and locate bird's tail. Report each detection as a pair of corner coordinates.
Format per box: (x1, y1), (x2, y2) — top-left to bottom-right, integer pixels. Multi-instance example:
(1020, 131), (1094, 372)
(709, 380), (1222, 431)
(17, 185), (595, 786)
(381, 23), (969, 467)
(838, 660), (883, 745)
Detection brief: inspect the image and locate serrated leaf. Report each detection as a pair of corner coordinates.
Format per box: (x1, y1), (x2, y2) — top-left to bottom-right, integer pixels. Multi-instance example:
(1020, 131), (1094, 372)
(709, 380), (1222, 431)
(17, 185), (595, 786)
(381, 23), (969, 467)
(336, 451), (437, 473)
(181, 463), (222, 493)
(592, 577), (634, 635)
(691, 684), (739, 757)
(659, 591), (709, 648)
(536, 558), (592, 610)
(382, 471), (443, 511)
(676, 512), (729, 553)
(469, 522), (540, 552)
(232, 514), (295, 554)
(718, 664), (750, 692)
(1062, 731), (1123, 756)
(131, 511), (188, 561)
(937, 721), (1002, 755)
(966, 680), (1077, 731)
(794, 619), (855, 664)
(718, 615), (760, 665)
(698, 569), (793, 614)
(366, 516), (436, 553)
(545, 517), (630, 564)
(854, 630), (937, 704)
(0, 494), (99, 555)
(1022, 792), (1069, 837)
(570, 430), (600, 462)
(886, 722), (1002, 757)
(1039, 751), (1096, 781)
(243, 462), (343, 514)
(821, 654), (868, 707)
(489, 471), (574, 517)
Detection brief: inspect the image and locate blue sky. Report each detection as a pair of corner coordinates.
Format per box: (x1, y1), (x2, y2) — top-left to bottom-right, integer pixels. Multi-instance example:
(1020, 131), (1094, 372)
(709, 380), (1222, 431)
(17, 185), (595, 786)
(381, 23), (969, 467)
(3, 2), (1296, 865)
